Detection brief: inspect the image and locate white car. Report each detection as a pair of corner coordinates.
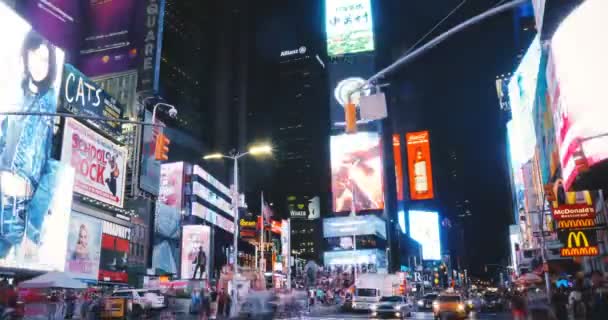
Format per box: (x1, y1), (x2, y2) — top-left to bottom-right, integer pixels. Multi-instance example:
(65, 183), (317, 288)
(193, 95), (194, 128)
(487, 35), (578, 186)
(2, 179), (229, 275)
(371, 296), (413, 319)
(111, 289), (166, 313)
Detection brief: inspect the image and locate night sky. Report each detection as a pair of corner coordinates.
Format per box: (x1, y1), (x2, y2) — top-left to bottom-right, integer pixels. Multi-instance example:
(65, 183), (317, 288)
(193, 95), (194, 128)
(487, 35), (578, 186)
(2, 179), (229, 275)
(249, 0), (529, 275)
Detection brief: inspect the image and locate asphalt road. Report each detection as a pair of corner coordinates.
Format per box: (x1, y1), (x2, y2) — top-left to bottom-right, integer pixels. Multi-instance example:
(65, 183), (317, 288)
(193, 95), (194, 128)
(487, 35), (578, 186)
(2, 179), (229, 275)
(150, 310), (514, 319)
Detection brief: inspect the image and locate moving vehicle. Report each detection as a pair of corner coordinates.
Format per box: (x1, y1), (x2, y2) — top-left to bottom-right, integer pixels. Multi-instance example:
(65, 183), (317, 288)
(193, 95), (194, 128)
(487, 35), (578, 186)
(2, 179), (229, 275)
(371, 296), (412, 319)
(352, 274), (402, 311)
(417, 293), (438, 310)
(482, 292), (503, 311)
(111, 289), (166, 314)
(433, 294), (467, 320)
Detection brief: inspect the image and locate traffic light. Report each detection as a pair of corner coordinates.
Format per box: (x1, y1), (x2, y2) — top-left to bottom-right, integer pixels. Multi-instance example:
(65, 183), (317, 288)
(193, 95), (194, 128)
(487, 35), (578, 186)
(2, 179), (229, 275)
(345, 102), (357, 134)
(154, 133), (170, 161)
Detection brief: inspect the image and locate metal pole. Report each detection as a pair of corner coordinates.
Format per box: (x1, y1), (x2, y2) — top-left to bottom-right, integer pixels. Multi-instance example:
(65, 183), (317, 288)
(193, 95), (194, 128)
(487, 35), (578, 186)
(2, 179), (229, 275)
(287, 218), (292, 290)
(233, 156), (239, 269)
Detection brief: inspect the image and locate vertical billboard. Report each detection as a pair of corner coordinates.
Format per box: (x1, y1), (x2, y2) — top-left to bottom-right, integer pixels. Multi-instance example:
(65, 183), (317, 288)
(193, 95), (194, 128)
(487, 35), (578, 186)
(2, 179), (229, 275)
(548, 0), (608, 190)
(330, 132), (384, 213)
(65, 212), (103, 280)
(140, 110), (164, 195)
(159, 162), (184, 210)
(281, 219), (290, 270)
(325, 0), (374, 56)
(393, 134), (404, 201)
(0, 3), (74, 272)
(152, 202), (180, 275)
(61, 118), (128, 208)
(180, 225), (210, 280)
(99, 221), (130, 283)
(60, 64), (123, 136)
(408, 210), (441, 261)
(406, 131), (435, 200)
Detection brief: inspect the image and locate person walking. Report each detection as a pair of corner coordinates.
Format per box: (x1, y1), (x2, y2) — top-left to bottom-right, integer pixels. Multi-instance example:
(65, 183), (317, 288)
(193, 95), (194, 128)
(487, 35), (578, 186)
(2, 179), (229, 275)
(216, 289), (225, 318)
(550, 287), (568, 320)
(589, 271), (608, 320)
(199, 290), (210, 320)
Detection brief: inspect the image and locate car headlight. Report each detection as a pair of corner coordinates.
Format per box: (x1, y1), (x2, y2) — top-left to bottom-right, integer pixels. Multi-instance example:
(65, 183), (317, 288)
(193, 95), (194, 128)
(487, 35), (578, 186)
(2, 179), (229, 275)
(370, 305), (377, 311)
(417, 300), (424, 306)
(458, 303), (465, 311)
(352, 303), (357, 307)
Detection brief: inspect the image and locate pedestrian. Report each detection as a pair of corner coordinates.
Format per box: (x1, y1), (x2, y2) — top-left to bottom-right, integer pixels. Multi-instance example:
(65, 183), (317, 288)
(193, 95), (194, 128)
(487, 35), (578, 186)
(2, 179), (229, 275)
(511, 292), (527, 320)
(217, 289), (225, 318)
(550, 287), (568, 320)
(569, 282), (586, 319)
(199, 289), (209, 320)
(224, 290), (232, 318)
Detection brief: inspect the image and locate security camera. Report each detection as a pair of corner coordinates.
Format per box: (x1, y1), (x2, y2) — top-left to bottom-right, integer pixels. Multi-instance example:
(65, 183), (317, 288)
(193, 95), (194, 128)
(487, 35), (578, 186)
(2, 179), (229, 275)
(168, 107), (178, 118)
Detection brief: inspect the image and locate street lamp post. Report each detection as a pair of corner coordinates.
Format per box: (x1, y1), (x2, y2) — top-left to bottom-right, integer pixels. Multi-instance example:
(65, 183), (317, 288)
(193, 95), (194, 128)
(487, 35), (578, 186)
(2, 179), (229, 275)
(151, 102), (178, 123)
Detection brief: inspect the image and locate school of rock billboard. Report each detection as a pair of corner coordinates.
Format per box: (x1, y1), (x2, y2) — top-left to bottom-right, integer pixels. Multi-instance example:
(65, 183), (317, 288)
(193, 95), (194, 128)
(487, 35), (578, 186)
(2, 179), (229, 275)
(0, 3), (76, 272)
(61, 118), (128, 208)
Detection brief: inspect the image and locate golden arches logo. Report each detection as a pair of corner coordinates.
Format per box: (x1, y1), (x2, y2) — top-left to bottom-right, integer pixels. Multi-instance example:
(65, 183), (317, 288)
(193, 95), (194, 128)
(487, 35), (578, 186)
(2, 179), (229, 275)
(567, 231), (589, 248)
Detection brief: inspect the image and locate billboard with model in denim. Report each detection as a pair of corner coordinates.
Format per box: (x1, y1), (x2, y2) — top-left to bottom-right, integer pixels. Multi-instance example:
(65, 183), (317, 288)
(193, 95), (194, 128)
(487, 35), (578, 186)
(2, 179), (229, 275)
(0, 2), (75, 272)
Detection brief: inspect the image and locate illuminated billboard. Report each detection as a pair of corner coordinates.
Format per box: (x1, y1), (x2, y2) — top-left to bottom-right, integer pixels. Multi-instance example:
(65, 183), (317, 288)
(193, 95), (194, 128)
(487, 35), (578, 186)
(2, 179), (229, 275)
(181, 225), (211, 280)
(325, 0), (374, 56)
(406, 131), (435, 200)
(393, 134), (404, 201)
(408, 210), (441, 261)
(323, 215), (386, 239)
(159, 162), (185, 210)
(61, 118), (128, 208)
(549, 0), (608, 190)
(508, 35), (541, 165)
(65, 212), (103, 280)
(330, 132), (384, 213)
(0, 3), (74, 272)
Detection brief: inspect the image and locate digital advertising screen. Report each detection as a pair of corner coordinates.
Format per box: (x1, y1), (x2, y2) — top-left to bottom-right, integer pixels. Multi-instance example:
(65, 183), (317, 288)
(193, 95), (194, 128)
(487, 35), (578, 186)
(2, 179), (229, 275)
(181, 225), (211, 280)
(287, 195), (321, 220)
(508, 35), (541, 165)
(0, 3), (73, 272)
(393, 134), (404, 201)
(549, 0), (608, 190)
(325, 0), (374, 56)
(61, 118), (128, 208)
(331, 132), (384, 213)
(406, 131), (435, 200)
(323, 215), (386, 239)
(408, 210), (441, 261)
(99, 221), (130, 283)
(159, 162), (185, 210)
(65, 212), (103, 280)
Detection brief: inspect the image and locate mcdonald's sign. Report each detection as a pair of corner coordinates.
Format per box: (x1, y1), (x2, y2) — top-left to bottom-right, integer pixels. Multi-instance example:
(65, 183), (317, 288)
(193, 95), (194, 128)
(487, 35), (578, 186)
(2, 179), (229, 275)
(552, 204), (595, 220)
(559, 230), (599, 257)
(557, 219), (596, 230)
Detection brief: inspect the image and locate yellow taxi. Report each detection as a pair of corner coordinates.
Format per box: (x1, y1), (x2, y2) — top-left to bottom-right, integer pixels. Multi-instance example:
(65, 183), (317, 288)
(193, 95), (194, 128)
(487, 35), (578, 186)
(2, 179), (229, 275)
(432, 294), (468, 319)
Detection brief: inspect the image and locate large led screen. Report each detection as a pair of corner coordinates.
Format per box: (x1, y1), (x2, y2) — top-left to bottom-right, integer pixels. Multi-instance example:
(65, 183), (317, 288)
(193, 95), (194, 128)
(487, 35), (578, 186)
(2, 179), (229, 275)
(0, 3), (74, 272)
(323, 215), (386, 239)
(549, 0), (608, 190)
(406, 131), (435, 200)
(508, 35), (541, 165)
(325, 0), (374, 56)
(408, 210), (441, 261)
(331, 132), (384, 213)
(181, 225), (211, 280)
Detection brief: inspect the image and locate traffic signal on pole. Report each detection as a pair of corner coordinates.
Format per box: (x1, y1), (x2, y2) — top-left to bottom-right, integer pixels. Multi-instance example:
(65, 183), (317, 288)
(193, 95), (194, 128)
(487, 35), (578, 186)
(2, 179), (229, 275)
(345, 102), (357, 134)
(154, 133), (170, 161)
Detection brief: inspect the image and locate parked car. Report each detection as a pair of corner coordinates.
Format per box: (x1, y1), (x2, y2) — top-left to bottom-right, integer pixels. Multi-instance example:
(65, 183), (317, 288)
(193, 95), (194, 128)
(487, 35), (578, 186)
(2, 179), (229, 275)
(371, 296), (412, 319)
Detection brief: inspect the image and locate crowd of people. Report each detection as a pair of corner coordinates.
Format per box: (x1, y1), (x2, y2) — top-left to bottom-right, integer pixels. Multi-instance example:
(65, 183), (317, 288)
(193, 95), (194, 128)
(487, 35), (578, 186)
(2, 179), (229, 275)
(509, 271), (608, 320)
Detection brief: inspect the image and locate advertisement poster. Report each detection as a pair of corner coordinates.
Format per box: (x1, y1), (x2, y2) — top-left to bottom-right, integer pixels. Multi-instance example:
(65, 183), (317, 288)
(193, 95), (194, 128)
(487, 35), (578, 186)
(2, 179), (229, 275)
(549, 0), (608, 190)
(60, 64), (123, 135)
(140, 110), (164, 195)
(327, 54), (375, 128)
(61, 118), (127, 208)
(152, 201), (179, 275)
(281, 219), (290, 271)
(325, 0), (374, 56)
(180, 225), (210, 280)
(0, 4), (73, 272)
(65, 212), (103, 280)
(393, 134), (404, 201)
(286, 195), (321, 220)
(17, 0), (166, 81)
(99, 221), (130, 283)
(331, 132), (384, 213)
(406, 131), (435, 200)
(408, 210), (441, 261)
(558, 229), (599, 257)
(239, 217), (257, 239)
(159, 162), (184, 210)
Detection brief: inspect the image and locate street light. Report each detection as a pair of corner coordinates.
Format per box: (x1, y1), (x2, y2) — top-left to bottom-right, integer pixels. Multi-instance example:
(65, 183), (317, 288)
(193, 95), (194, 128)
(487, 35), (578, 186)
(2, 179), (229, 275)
(202, 144), (272, 268)
(203, 144), (271, 316)
(151, 102), (178, 124)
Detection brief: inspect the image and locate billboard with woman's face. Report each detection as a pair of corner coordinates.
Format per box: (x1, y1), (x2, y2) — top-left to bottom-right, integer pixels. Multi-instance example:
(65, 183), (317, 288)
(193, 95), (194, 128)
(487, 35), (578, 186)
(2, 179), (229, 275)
(65, 212), (102, 280)
(330, 132), (384, 213)
(0, 3), (75, 272)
